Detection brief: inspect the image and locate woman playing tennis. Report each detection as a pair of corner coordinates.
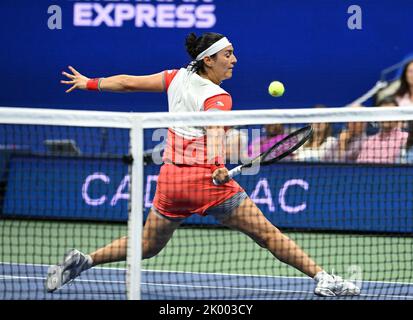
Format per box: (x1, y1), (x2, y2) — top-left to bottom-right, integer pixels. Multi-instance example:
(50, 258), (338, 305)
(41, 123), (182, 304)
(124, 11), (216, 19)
(47, 32), (360, 297)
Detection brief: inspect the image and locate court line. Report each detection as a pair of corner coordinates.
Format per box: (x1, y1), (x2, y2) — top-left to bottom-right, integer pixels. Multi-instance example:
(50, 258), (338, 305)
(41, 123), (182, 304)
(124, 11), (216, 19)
(0, 274), (311, 295)
(2, 261), (413, 287)
(142, 268), (413, 287)
(0, 275), (124, 284)
(141, 282), (313, 295)
(2, 274), (412, 300)
(142, 282), (413, 300)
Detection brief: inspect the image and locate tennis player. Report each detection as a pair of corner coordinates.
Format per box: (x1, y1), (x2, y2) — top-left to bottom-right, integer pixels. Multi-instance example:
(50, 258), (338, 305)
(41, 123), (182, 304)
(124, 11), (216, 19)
(48, 32), (360, 297)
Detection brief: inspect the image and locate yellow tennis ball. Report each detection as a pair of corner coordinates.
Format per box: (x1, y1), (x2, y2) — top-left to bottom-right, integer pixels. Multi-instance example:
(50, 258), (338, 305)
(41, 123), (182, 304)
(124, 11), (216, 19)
(268, 81), (285, 97)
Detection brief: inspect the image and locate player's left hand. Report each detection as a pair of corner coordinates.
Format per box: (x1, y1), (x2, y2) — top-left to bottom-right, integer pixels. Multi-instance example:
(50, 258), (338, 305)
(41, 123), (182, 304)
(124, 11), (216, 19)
(61, 66), (89, 93)
(212, 167), (230, 185)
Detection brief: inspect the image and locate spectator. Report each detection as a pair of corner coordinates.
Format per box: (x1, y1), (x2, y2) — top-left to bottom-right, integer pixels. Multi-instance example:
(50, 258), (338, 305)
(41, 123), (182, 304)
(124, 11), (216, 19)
(394, 59), (413, 106)
(397, 121), (413, 164)
(326, 106), (367, 163)
(356, 97), (407, 163)
(331, 122), (367, 163)
(248, 123), (287, 158)
(294, 121), (338, 162)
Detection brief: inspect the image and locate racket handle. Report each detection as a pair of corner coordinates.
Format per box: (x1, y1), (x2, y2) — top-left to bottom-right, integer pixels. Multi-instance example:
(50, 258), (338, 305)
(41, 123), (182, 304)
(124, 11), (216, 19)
(228, 165), (242, 179)
(212, 165), (242, 185)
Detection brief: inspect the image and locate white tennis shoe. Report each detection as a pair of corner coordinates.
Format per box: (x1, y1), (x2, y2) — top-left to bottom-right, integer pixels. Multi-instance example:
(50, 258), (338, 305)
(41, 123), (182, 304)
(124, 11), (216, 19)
(46, 249), (93, 292)
(314, 271), (361, 297)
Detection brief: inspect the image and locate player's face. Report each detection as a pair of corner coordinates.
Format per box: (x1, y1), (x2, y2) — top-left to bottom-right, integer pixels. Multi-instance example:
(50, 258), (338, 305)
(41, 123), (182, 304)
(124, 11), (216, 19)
(212, 45), (237, 81)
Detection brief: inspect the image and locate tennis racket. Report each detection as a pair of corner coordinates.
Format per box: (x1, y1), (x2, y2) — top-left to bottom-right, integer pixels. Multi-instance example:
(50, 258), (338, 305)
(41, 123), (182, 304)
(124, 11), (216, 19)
(213, 125), (313, 185)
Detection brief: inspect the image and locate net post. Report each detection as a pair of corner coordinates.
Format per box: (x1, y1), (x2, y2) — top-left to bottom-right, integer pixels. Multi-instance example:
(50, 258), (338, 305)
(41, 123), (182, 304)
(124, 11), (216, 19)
(127, 116), (144, 300)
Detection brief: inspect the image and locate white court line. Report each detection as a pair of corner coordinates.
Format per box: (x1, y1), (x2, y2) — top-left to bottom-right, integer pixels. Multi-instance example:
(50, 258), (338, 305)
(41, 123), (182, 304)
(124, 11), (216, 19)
(0, 261), (127, 272)
(0, 275), (124, 284)
(142, 282), (313, 295)
(2, 262), (413, 288)
(141, 282), (413, 300)
(1, 274), (309, 295)
(1, 274), (413, 300)
(142, 268), (413, 287)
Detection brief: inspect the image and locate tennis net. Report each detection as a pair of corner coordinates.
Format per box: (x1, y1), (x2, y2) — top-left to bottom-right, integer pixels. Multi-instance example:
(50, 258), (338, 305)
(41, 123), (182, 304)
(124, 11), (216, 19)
(1, 106), (413, 300)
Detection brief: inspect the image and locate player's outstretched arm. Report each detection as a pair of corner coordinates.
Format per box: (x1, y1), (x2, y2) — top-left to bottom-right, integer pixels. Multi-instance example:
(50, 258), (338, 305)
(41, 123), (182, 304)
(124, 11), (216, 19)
(61, 66), (165, 93)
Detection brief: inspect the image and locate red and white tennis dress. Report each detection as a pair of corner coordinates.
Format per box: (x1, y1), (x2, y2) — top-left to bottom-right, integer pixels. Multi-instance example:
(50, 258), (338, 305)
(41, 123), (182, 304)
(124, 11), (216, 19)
(152, 68), (244, 219)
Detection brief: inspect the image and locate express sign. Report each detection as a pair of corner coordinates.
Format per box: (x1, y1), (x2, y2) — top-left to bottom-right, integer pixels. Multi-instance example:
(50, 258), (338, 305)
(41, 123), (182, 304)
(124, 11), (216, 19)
(73, 0), (216, 28)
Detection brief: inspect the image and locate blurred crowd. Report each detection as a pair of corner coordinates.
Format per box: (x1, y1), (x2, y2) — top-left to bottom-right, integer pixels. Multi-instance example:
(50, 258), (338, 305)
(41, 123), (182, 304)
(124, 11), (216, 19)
(226, 59), (413, 165)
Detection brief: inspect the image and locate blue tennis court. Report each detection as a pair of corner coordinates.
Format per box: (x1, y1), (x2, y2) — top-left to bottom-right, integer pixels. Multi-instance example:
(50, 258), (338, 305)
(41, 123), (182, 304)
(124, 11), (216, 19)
(1, 262), (412, 300)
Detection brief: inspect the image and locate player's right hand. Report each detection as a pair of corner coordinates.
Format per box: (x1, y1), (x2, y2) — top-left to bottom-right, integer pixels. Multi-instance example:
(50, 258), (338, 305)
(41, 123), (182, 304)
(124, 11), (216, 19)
(212, 167), (230, 185)
(61, 66), (89, 93)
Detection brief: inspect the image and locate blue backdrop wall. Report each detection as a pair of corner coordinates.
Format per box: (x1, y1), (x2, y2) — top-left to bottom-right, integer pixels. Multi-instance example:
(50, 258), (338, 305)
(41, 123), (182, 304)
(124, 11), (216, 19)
(0, 0), (412, 112)
(4, 157), (412, 233)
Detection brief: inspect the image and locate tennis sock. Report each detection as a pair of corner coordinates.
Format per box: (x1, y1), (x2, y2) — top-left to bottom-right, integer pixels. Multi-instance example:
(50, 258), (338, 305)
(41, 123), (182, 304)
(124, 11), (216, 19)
(84, 254), (94, 270)
(314, 270), (330, 283)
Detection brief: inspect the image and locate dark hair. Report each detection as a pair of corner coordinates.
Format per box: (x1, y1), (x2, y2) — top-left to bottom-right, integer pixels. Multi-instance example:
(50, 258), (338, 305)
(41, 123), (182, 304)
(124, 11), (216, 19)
(395, 59), (413, 98)
(185, 32), (225, 73)
(306, 123), (332, 147)
(377, 96), (398, 106)
(305, 104), (331, 146)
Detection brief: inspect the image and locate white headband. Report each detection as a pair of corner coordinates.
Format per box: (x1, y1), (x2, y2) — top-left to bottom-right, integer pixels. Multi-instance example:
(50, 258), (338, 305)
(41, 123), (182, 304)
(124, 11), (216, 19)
(195, 37), (232, 61)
